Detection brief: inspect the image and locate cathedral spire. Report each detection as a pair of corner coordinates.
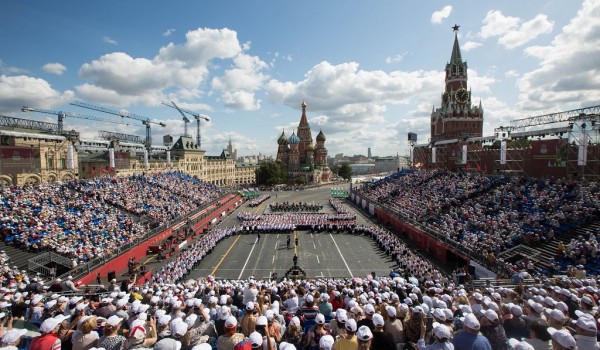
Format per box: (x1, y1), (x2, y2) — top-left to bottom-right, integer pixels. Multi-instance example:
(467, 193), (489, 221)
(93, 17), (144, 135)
(450, 24), (463, 65)
(299, 100), (309, 126)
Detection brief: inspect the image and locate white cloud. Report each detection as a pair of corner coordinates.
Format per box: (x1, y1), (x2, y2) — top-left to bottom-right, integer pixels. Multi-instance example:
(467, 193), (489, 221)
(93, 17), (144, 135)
(0, 59), (28, 74)
(102, 36), (118, 45)
(77, 28), (243, 107)
(462, 41), (482, 52)
(517, 0), (600, 110)
(265, 61), (447, 145)
(211, 53), (269, 110)
(264, 58), (498, 155)
(479, 10), (520, 39)
(163, 28), (176, 37)
(468, 69), (496, 95)
(479, 10), (554, 49)
(385, 52), (408, 64)
(499, 14), (554, 49)
(431, 5), (453, 24)
(42, 62), (67, 75)
(505, 69), (519, 78)
(0, 75), (73, 114)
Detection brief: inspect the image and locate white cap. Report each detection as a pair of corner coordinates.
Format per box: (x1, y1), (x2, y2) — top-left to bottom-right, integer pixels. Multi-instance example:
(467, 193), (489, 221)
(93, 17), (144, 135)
(39, 315), (68, 333)
(256, 315), (268, 326)
(345, 318), (357, 332)
(173, 322), (188, 337)
(385, 305), (396, 317)
(432, 308), (446, 322)
(1, 329), (27, 344)
(527, 299), (544, 314)
(224, 316), (237, 328)
(462, 314), (480, 331)
(106, 315), (123, 327)
(158, 315), (172, 326)
(279, 342), (296, 350)
(432, 323), (452, 340)
(510, 305), (523, 317)
(356, 325), (373, 341)
(245, 301), (254, 311)
(483, 309), (498, 322)
(547, 327), (576, 349)
(290, 316), (301, 327)
(264, 309), (274, 321)
(547, 309), (565, 323)
(372, 313), (385, 327)
(364, 303), (375, 315)
(249, 331), (263, 346)
(306, 294), (314, 303)
(130, 320), (147, 340)
(574, 313), (597, 332)
(315, 313), (325, 325)
(319, 335), (335, 350)
(508, 338), (535, 350)
(185, 314), (197, 327)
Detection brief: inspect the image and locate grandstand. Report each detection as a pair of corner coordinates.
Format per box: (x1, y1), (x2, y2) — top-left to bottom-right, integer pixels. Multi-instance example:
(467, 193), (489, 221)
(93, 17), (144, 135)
(354, 169), (600, 278)
(0, 171), (598, 350)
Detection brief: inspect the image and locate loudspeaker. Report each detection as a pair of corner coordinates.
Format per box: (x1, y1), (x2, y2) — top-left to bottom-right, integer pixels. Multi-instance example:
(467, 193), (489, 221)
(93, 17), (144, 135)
(107, 271), (116, 282)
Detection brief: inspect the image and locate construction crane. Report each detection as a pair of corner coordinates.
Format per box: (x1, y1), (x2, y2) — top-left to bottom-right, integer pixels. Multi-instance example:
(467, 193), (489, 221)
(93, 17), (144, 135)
(162, 101), (190, 137)
(70, 100), (167, 150)
(21, 107), (130, 134)
(161, 101), (210, 149)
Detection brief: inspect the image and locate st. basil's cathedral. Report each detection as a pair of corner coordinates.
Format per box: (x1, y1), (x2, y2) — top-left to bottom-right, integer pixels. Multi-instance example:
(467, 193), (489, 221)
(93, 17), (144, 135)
(276, 101), (332, 184)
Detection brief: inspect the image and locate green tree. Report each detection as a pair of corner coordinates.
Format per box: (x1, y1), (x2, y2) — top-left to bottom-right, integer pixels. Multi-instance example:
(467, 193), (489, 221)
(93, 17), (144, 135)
(338, 163), (352, 180)
(255, 161), (287, 185)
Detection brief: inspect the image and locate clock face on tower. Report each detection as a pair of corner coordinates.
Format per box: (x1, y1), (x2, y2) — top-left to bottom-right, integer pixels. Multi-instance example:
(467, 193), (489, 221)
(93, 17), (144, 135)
(455, 88), (469, 104)
(442, 92), (450, 105)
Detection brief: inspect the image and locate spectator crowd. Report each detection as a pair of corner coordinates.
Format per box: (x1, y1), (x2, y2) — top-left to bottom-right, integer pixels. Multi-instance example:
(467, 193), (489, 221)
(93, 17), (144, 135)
(0, 172), (223, 264)
(0, 247), (598, 350)
(357, 170), (600, 276)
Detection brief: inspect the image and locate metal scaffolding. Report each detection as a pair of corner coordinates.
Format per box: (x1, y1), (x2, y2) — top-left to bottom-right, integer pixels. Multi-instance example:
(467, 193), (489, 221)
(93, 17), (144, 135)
(99, 130), (143, 144)
(0, 115), (79, 139)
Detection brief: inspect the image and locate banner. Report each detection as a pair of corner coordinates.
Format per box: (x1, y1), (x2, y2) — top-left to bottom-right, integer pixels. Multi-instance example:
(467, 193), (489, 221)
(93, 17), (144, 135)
(432, 147), (436, 163)
(109, 148), (115, 168)
(578, 134), (588, 166)
(166, 151), (171, 165)
(500, 140), (507, 165)
(67, 144), (75, 169)
(462, 145), (467, 165)
(143, 150), (149, 167)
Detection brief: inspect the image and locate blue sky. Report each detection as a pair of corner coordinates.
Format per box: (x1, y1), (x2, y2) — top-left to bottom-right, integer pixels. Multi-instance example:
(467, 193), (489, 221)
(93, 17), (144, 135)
(1, 0), (599, 157)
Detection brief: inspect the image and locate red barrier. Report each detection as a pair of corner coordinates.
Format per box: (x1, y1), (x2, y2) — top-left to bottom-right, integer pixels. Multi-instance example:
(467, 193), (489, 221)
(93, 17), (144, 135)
(373, 206), (464, 264)
(76, 195), (244, 285)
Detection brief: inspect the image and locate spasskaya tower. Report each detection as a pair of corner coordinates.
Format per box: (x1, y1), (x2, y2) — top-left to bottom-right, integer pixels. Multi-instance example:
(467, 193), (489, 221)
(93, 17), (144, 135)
(431, 25), (483, 143)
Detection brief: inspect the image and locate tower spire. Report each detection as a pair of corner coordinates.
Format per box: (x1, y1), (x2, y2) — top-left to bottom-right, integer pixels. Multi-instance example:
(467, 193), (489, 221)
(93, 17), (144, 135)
(450, 24), (463, 65)
(299, 100), (309, 126)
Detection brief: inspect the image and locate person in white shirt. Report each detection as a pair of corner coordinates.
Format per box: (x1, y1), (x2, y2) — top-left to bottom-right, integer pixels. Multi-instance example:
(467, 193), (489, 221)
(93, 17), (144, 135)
(573, 312), (600, 350)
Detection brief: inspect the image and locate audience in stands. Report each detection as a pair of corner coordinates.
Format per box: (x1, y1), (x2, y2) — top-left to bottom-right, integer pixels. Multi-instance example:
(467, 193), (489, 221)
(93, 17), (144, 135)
(0, 172), (222, 263)
(357, 170), (600, 277)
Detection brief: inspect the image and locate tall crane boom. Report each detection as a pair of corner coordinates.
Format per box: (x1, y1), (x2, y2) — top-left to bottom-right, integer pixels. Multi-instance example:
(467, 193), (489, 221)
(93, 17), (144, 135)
(21, 107), (130, 133)
(70, 100), (166, 150)
(162, 101), (190, 137)
(161, 101), (210, 149)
